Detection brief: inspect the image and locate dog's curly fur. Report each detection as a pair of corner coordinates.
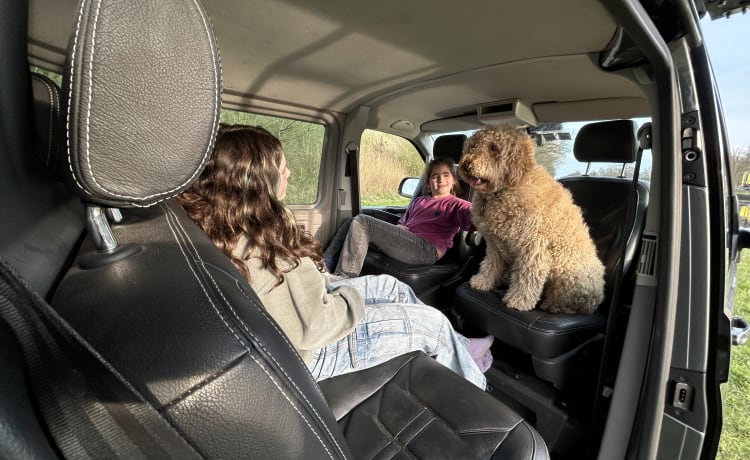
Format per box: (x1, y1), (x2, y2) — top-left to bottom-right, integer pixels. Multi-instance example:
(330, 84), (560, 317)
(458, 125), (604, 314)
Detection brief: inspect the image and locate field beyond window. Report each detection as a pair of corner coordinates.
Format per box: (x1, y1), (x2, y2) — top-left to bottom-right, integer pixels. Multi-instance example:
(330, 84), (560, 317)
(360, 130), (424, 207)
(220, 109), (324, 205)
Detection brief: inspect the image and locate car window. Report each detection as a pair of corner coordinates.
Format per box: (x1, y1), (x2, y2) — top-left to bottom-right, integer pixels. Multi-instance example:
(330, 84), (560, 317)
(220, 109), (324, 205)
(359, 129), (424, 207)
(534, 120), (652, 180)
(30, 66), (62, 86)
(450, 119), (652, 180)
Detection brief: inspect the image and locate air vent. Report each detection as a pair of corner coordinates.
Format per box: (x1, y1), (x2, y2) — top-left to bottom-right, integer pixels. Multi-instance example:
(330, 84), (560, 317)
(479, 102), (514, 116)
(477, 99), (537, 127)
(637, 233), (658, 276)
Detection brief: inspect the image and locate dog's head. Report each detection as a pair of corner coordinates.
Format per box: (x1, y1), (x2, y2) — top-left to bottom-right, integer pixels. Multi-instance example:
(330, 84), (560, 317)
(458, 125), (536, 193)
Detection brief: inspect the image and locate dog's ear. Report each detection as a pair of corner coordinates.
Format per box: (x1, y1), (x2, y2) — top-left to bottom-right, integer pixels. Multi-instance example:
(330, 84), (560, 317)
(505, 133), (536, 188)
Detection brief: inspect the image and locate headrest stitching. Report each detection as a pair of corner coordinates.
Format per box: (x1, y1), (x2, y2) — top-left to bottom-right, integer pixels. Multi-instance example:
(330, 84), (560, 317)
(68, 0), (221, 206)
(65, 0), (91, 197)
(82, 0), (103, 200)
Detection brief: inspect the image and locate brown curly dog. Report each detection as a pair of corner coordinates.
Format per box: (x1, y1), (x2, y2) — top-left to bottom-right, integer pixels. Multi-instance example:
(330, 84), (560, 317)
(458, 125), (604, 314)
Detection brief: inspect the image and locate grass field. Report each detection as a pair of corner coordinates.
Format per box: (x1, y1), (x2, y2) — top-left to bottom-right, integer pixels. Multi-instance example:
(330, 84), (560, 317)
(360, 129), (425, 207)
(718, 256), (750, 459)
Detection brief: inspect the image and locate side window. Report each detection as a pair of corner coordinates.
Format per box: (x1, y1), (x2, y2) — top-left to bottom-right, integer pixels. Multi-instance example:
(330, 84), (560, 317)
(220, 109), (324, 205)
(30, 66), (62, 86)
(359, 129), (424, 207)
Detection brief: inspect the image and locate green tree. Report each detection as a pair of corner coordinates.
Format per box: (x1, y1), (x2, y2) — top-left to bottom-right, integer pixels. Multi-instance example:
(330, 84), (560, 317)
(730, 145), (750, 187)
(534, 140), (571, 177)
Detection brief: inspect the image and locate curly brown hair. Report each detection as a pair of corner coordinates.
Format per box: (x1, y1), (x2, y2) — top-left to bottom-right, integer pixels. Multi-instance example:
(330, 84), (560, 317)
(177, 124), (324, 284)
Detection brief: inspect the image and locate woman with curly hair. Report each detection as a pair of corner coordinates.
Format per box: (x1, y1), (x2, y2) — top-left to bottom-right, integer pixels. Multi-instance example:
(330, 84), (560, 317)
(178, 124), (492, 388)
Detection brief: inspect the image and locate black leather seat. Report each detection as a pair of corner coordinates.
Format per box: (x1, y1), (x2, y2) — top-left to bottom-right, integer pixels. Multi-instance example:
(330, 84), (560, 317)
(361, 134), (479, 302)
(454, 119), (648, 383)
(14, 1), (549, 458)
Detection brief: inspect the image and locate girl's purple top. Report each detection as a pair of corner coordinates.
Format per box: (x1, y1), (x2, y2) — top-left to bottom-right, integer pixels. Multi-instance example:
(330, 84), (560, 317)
(398, 195), (475, 255)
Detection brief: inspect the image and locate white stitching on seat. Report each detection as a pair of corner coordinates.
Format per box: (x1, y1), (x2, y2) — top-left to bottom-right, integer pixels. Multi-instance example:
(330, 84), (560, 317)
(69, 0), (220, 206)
(168, 205), (348, 459)
(231, 281), (311, 374)
(163, 206), (337, 459)
(65, 0), (90, 196)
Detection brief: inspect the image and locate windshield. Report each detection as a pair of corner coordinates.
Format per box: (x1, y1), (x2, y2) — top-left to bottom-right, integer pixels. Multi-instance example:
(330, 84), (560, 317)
(441, 118), (652, 181)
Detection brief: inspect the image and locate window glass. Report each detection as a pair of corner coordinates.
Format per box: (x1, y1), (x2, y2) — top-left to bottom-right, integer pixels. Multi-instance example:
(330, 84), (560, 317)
(30, 66), (62, 86)
(220, 109), (324, 205)
(359, 129), (424, 207)
(452, 119), (652, 180)
(532, 120), (652, 180)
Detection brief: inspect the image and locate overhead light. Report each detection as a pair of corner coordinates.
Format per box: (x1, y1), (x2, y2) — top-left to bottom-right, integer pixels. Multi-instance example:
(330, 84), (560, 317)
(390, 120), (415, 132)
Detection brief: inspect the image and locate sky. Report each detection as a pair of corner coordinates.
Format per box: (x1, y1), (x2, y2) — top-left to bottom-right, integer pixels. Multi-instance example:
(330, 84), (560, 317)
(700, 12), (750, 149)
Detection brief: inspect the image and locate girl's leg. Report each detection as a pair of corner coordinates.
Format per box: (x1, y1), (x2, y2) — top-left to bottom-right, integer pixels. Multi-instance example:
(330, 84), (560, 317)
(335, 214), (437, 277)
(307, 302), (487, 389)
(328, 274), (424, 305)
(322, 217), (353, 270)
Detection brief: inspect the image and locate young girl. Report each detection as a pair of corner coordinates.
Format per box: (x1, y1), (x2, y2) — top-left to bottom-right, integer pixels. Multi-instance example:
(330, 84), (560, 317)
(177, 125), (492, 388)
(332, 157), (474, 277)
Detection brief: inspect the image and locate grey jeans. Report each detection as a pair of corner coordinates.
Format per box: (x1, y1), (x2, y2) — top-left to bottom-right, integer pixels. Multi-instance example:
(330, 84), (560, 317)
(333, 214), (438, 277)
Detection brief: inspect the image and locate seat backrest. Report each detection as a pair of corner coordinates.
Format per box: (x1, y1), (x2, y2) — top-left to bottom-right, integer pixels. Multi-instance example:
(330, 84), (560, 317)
(558, 120), (649, 306)
(0, 63), (84, 298)
(47, 0), (352, 458)
(0, 1), (85, 456)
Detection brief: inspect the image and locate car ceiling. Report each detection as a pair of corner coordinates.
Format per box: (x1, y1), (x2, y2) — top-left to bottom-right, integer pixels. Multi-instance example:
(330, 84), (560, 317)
(28, 0), (650, 137)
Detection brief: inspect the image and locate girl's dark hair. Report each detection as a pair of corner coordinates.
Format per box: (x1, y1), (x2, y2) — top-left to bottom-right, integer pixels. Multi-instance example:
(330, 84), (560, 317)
(421, 157), (463, 196)
(177, 124), (323, 284)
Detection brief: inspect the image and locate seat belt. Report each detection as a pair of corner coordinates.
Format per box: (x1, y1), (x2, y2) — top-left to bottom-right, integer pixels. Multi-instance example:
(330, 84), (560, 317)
(0, 257), (203, 460)
(586, 123), (651, 455)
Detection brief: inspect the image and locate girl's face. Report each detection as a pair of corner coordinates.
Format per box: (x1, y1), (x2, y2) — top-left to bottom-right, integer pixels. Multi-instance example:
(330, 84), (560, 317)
(429, 163), (455, 198)
(277, 152), (291, 200)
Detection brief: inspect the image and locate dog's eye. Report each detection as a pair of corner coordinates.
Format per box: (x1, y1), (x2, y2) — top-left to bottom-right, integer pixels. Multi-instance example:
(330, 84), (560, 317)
(489, 143), (498, 152)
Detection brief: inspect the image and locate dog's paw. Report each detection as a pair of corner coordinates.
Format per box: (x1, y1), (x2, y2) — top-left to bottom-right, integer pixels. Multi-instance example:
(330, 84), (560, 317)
(469, 274), (495, 291)
(502, 291), (537, 311)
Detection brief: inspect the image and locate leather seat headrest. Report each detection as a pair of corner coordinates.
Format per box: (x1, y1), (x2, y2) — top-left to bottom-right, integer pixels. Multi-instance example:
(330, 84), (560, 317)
(63, 0), (222, 208)
(434, 134), (467, 163)
(573, 119), (637, 164)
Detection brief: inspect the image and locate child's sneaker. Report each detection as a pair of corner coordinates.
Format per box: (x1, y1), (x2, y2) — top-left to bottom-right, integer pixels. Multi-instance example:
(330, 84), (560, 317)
(475, 349), (493, 373)
(467, 335), (494, 359)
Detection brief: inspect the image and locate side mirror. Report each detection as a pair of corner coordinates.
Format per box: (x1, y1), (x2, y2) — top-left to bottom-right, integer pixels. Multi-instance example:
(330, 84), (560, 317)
(732, 316), (749, 346)
(739, 227), (750, 251)
(398, 177), (420, 198)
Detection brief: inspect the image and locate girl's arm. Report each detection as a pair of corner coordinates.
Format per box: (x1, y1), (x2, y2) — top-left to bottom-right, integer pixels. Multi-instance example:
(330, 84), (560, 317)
(257, 257), (365, 354)
(455, 199), (476, 232)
